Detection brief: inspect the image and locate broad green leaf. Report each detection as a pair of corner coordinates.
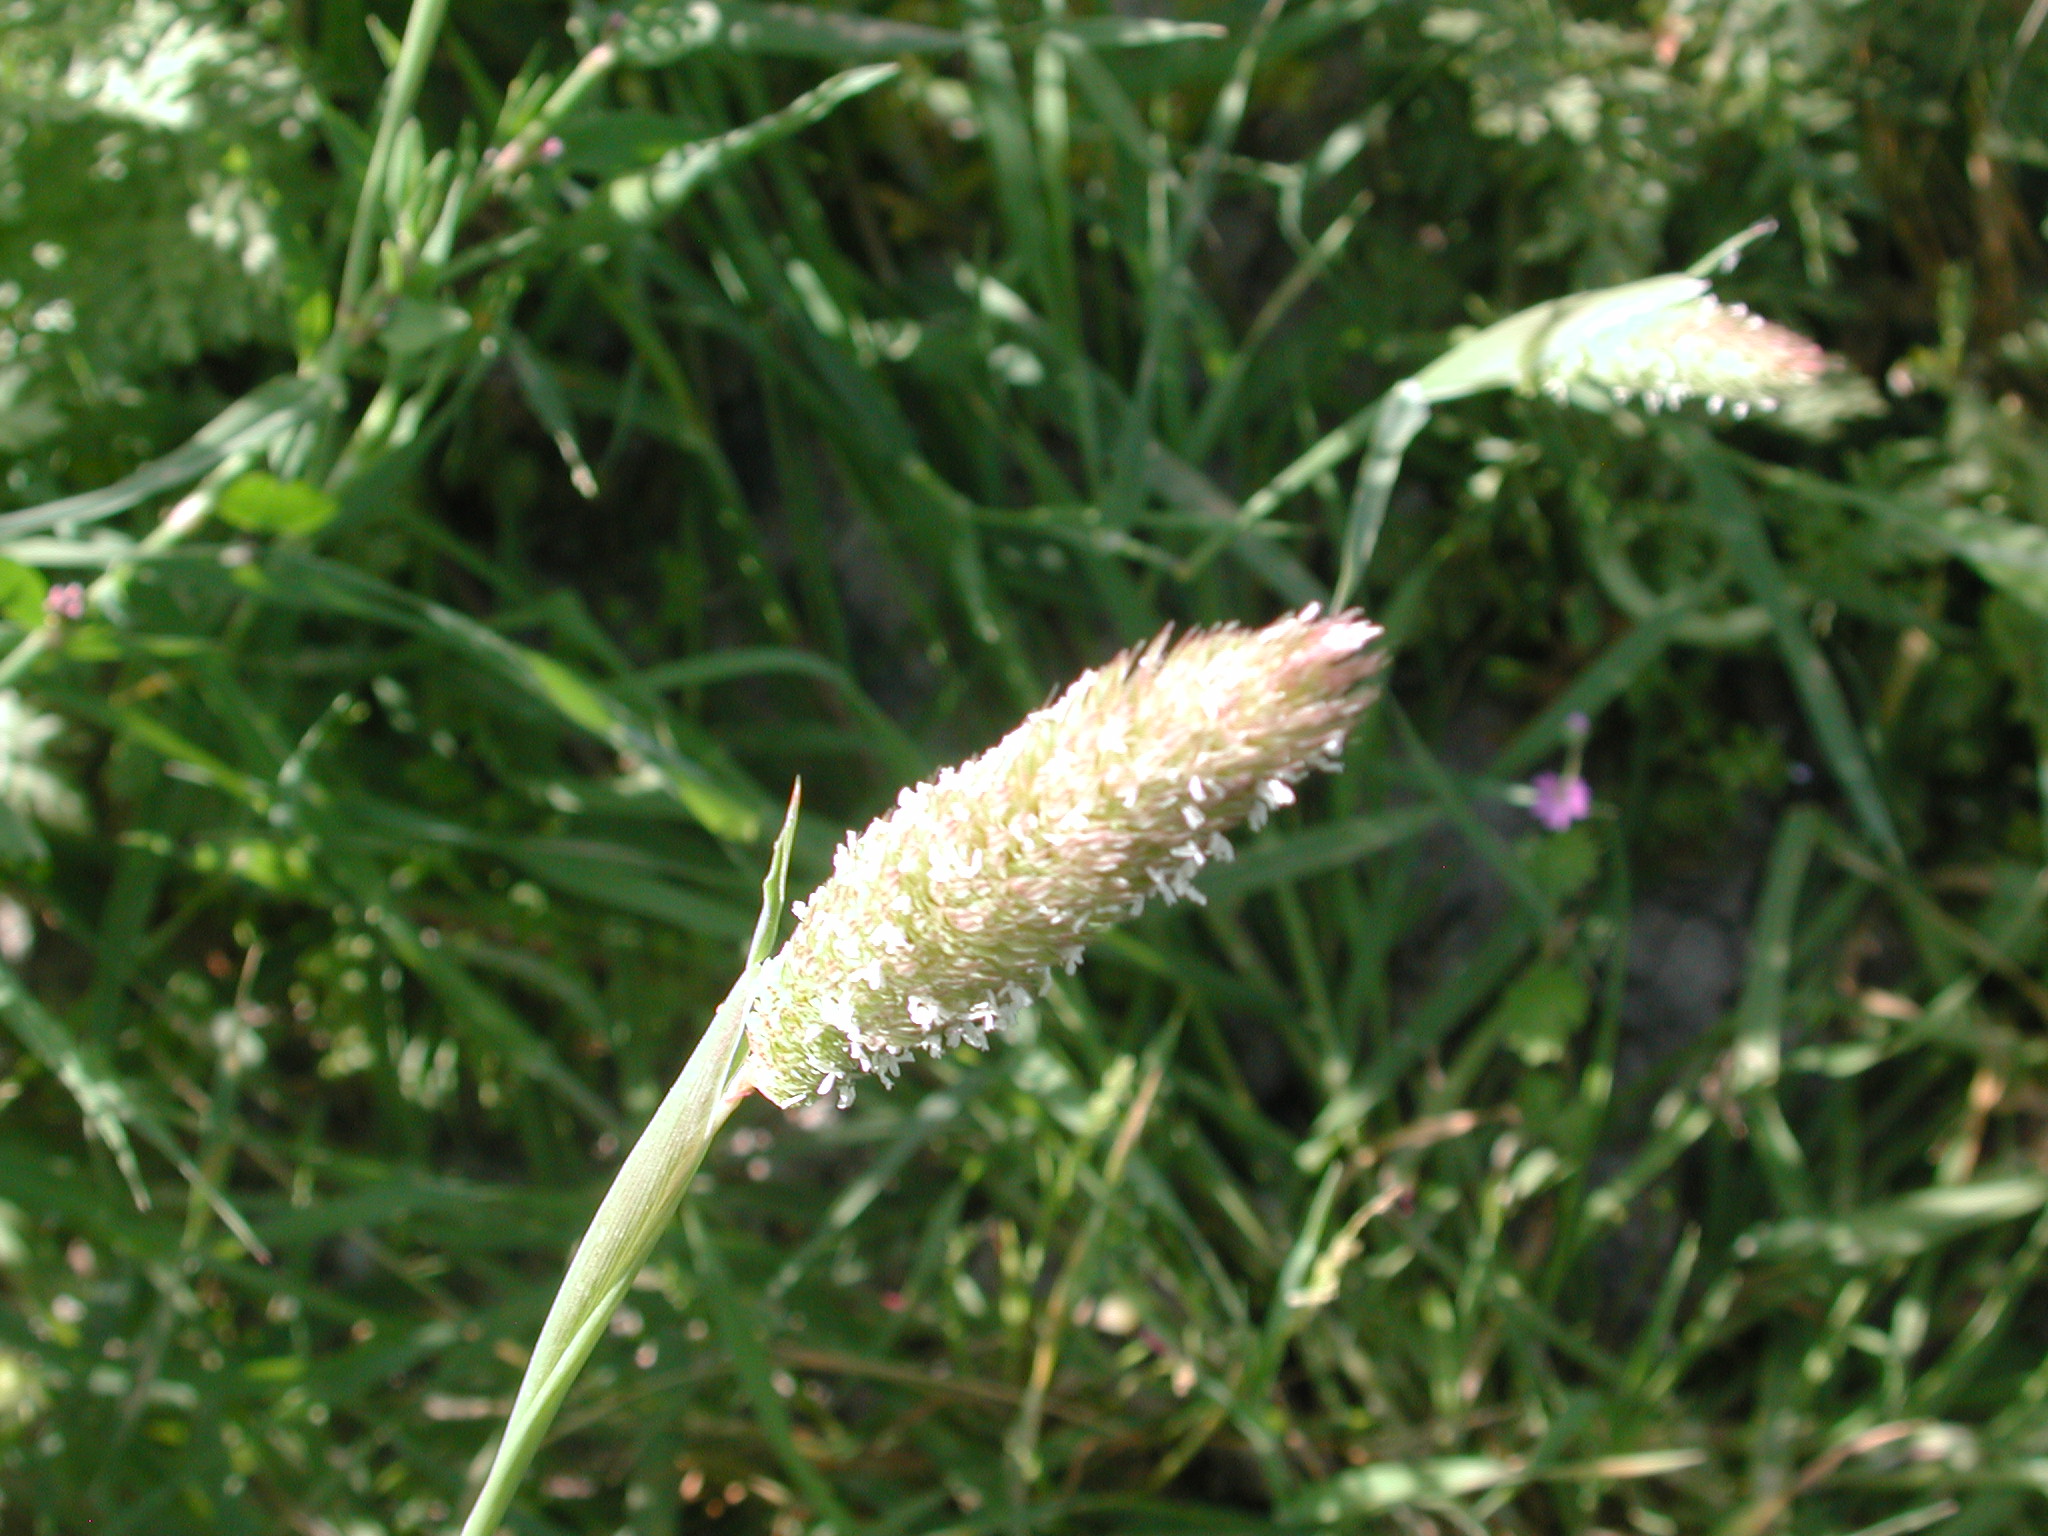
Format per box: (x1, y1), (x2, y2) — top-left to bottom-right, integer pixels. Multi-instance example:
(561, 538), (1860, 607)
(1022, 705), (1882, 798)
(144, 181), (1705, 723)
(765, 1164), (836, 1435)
(1930, 503), (2048, 618)
(1487, 961), (1591, 1067)
(188, 833), (317, 893)
(0, 558), (47, 628)
(216, 472), (340, 536)
(1986, 594), (2048, 736)
(293, 288), (333, 354)
(379, 298), (472, 356)
(1522, 824), (1600, 901)
(0, 802), (45, 864)
(1755, 462), (2048, 624)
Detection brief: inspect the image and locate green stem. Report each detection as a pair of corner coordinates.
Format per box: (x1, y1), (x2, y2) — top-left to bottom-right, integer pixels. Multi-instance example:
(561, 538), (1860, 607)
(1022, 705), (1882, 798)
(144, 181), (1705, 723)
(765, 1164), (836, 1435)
(333, 0), (456, 349)
(478, 40), (620, 187)
(457, 1024), (748, 1536)
(456, 787), (802, 1536)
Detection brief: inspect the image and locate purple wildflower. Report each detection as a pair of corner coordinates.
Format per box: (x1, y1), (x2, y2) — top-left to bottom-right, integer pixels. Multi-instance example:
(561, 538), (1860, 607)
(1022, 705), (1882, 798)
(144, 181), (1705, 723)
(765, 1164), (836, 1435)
(43, 584), (84, 622)
(1528, 771), (1591, 832)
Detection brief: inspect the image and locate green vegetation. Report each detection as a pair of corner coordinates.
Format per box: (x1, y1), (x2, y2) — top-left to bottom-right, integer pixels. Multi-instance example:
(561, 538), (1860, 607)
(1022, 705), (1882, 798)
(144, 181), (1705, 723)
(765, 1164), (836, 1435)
(2, 1), (2047, 1532)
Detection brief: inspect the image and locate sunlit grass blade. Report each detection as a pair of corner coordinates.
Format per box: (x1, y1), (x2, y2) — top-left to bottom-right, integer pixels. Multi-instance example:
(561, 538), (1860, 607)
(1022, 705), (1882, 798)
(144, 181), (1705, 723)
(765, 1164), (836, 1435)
(606, 63), (900, 222)
(456, 785), (800, 1536)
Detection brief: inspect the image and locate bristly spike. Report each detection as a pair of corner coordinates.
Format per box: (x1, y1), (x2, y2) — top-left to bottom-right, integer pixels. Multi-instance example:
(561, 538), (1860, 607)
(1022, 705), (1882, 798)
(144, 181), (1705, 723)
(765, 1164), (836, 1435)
(741, 612), (1385, 1106)
(1533, 288), (1831, 416)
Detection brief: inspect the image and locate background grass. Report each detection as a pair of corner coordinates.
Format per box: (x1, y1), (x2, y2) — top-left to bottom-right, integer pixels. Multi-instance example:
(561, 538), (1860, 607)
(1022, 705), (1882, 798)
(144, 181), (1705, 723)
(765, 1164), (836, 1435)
(2, 1), (2048, 1532)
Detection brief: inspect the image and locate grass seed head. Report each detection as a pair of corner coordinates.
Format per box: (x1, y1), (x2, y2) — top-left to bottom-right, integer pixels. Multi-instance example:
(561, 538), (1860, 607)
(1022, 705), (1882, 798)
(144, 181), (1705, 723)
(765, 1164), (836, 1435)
(1537, 290), (1829, 416)
(741, 606), (1384, 1107)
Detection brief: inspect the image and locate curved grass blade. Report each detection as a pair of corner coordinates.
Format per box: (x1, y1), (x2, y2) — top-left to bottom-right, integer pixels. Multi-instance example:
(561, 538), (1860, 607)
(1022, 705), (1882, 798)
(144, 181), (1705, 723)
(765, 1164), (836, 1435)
(1331, 381), (1430, 609)
(456, 785), (802, 1536)
(607, 63), (900, 223)
(0, 375), (335, 538)
(0, 958), (266, 1257)
(1692, 448), (1903, 863)
(262, 551), (767, 842)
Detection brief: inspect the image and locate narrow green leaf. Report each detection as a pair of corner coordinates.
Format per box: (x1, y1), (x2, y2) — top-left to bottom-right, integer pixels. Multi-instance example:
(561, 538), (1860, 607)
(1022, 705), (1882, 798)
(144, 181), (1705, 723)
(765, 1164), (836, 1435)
(0, 958), (266, 1257)
(1728, 807), (1822, 1094)
(503, 333), (598, 499)
(1056, 17), (1228, 46)
(1694, 449), (1902, 862)
(261, 551), (766, 841)
(1740, 1177), (2048, 1266)
(1394, 704), (1555, 927)
(1295, 914), (1534, 1172)
(0, 375), (335, 537)
(613, 0), (958, 66)
(507, 848), (751, 940)
(0, 959), (148, 1206)
(1331, 381), (1430, 608)
(1492, 593), (1697, 779)
(1200, 805), (1438, 906)
(607, 64), (900, 222)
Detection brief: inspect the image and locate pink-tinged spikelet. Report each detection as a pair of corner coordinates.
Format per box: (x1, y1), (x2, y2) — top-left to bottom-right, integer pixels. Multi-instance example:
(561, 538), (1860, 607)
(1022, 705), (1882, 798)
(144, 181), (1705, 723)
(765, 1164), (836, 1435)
(740, 607), (1384, 1107)
(1539, 292), (1830, 417)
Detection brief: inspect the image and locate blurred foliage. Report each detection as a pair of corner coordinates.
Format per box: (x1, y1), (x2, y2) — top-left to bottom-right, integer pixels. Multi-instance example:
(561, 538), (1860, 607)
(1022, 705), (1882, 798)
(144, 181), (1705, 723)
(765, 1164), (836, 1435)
(0, 0), (314, 483)
(1, 1), (2047, 1533)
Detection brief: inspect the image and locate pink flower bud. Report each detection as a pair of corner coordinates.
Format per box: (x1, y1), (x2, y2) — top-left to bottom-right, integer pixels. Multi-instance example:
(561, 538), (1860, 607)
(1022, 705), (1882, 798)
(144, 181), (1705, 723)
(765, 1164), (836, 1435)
(1527, 771), (1591, 832)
